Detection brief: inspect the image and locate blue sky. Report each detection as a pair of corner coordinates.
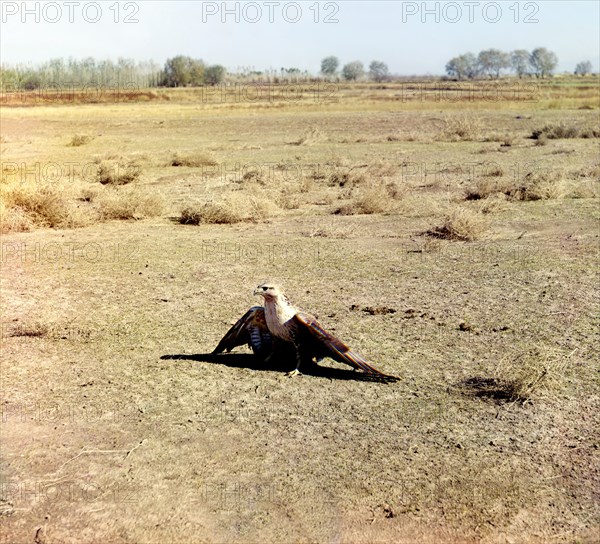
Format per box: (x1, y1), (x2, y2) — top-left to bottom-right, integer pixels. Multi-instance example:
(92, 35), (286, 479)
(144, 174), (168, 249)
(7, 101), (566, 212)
(1, 1), (598, 74)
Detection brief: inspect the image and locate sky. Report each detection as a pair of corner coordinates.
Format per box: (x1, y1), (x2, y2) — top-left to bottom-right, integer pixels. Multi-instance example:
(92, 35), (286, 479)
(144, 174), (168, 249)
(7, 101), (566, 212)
(1, 0), (598, 75)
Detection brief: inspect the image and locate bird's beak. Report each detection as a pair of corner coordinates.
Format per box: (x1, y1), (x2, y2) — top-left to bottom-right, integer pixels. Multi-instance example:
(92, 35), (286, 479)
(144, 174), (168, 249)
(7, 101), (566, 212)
(253, 287), (262, 296)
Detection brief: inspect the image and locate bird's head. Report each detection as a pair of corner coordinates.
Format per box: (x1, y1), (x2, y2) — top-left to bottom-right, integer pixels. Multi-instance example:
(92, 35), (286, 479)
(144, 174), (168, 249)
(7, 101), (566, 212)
(253, 283), (282, 300)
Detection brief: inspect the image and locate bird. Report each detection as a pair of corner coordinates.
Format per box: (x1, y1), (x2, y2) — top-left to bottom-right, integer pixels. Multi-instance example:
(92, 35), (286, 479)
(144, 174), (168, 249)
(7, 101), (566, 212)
(212, 283), (399, 382)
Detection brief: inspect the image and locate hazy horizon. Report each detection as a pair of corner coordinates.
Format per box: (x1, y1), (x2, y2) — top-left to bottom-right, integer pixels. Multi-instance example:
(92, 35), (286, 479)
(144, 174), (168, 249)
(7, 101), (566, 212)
(1, 1), (598, 75)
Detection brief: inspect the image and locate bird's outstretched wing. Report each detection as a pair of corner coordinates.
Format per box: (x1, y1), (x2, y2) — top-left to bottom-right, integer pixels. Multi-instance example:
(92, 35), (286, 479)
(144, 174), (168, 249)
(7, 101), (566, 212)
(213, 306), (272, 358)
(293, 312), (399, 381)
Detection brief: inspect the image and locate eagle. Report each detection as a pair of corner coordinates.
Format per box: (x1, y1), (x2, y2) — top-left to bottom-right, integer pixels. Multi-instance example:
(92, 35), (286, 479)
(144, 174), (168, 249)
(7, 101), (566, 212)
(213, 283), (399, 382)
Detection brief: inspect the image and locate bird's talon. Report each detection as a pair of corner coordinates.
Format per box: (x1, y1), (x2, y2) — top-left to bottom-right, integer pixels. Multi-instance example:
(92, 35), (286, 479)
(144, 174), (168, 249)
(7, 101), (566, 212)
(286, 369), (302, 377)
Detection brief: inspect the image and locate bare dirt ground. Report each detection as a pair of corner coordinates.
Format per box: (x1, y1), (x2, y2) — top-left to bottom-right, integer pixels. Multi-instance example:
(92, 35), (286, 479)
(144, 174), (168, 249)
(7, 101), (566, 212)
(1, 83), (599, 543)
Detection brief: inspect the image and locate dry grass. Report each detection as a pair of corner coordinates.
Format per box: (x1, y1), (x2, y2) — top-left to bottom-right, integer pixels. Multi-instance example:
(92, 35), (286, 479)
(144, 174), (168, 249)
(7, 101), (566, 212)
(0, 181), (165, 232)
(180, 193), (278, 225)
(67, 134), (94, 147)
(577, 160), (600, 179)
(292, 127), (327, 146)
(428, 207), (489, 241)
(510, 170), (568, 201)
(0, 200), (36, 232)
(301, 220), (352, 239)
(169, 151), (218, 167)
(94, 186), (166, 220)
(567, 181), (599, 199)
(327, 168), (367, 188)
(531, 123), (600, 140)
(8, 322), (49, 338)
(0, 182), (93, 231)
(334, 185), (394, 215)
(477, 192), (508, 214)
(493, 348), (572, 403)
(466, 169), (569, 202)
(2, 82), (599, 543)
(95, 160), (141, 185)
(276, 186), (302, 210)
(438, 115), (483, 142)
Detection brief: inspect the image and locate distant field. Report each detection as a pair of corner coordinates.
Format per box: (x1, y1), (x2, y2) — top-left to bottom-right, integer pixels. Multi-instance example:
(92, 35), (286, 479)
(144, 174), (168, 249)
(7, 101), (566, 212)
(1, 78), (599, 543)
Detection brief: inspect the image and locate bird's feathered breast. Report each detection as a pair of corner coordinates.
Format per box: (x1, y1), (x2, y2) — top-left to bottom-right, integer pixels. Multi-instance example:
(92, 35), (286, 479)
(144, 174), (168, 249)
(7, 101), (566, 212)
(263, 296), (298, 342)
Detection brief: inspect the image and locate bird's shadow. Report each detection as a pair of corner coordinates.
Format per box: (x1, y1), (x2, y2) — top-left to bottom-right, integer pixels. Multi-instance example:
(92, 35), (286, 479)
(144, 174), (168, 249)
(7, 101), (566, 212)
(160, 352), (395, 382)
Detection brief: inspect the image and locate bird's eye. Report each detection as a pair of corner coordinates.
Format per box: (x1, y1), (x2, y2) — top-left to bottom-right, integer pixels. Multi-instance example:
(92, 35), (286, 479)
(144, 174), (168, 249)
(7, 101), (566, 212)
(262, 286), (267, 291)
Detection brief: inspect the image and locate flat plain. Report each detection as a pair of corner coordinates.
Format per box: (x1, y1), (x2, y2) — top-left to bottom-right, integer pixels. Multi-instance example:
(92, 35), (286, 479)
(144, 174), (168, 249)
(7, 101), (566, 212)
(1, 79), (599, 543)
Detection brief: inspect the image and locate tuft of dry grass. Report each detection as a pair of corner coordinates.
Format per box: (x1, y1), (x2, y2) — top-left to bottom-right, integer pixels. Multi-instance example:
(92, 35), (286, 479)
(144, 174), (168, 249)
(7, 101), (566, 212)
(327, 168), (367, 188)
(292, 127), (327, 146)
(1, 182), (94, 231)
(181, 201), (238, 225)
(466, 169), (568, 202)
(276, 186), (302, 210)
(477, 193), (508, 214)
(509, 170), (568, 201)
(0, 180), (165, 232)
(94, 186), (166, 220)
(438, 115), (483, 142)
(95, 160), (141, 185)
(0, 200), (35, 232)
(67, 134), (94, 147)
(428, 207), (489, 241)
(465, 179), (500, 201)
(577, 160), (600, 179)
(567, 181), (599, 199)
(8, 322), (49, 338)
(493, 348), (572, 403)
(180, 193), (278, 225)
(531, 123), (600, 140)
(334, 185), (392, 215)
(169, 151), (218, 167)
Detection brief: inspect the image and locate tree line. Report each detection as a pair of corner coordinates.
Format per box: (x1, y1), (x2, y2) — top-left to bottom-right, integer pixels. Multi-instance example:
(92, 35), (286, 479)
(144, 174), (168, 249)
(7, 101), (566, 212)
(445, 48), (592, 79)
(320, 56), (390, 82)
(0, 51), (594, 90)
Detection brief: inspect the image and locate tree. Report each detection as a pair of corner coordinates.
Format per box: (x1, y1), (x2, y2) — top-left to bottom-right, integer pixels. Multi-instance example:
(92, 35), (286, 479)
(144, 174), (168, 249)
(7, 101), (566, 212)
(477, 49), (510, 78)
(161, 55), (205, 87)
(321, 56), (339, 77)
(445, 53), (478, 80)
(511, 50), (531, 78)
(529, 48), (558, 78)
(369, 61), (389, 82)
(342, 61), (364, 81)
(204, 65), (226, 85)
(574, 61), (593, 76)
